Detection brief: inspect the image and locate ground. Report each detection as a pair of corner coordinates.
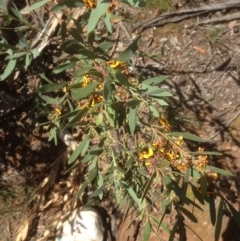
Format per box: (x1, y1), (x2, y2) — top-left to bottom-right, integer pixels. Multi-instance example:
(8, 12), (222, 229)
(0, 0), (240, 240)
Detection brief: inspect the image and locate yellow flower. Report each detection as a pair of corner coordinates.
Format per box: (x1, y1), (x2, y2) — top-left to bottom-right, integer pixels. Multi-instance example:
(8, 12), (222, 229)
(82, 75), (91, 87)
(138, 147), (154, 160)
(54, 108), (61, 115)
(108, 60), (125, 68)
(62, 86), (67, 92)
(89, 95), (103, 108)
(83, 0), (96, 9)
(107, 0), (117, 12)
(195, 147), (208, 170)
(159, 116), (171, 132)
(174, 136), (183, 146)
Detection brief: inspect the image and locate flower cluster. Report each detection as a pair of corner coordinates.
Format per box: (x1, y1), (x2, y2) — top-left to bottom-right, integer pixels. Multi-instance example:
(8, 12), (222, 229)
(83, 0), (96, 9)
(108, 60), (128, 74)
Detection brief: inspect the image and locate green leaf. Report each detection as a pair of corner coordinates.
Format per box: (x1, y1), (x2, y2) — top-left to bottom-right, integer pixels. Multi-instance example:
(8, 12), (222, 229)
(168, 221), (178, 241)
(76, 180), (88, 199)
(40, 95), (65, 105)
(149, 105), (159, 117)
(72, 82), (99, 100)
(128, 187), (142, 210)
(190, 183), (204, 205)
(167, 132), (206, 142)
(118, 36), (141, 62)
(88, 0), (110, 33)
(72, 66), (92, 77)
(88, 168), (98, 183)
(68, 27), (84, 42)
(38, 82), (68, 93)
(126, 99), (142, 108)
(115, 73), (130, 86)
(53, 62), (76, 74)
(129, 107), (137, 135)
(228, 203), (240, 228)
(163, 175), (172, 190)
(48, 127), (57, 145)
(140, 84), (172, 97)
(81, 138), (90, 156)
(1, 58), (16, 81)
(64, 108), (88, 129)
(23, 0), (49, 12)
(209, 195), (216, 225)
(0, 0), (8, 11)
(200, 174), (208, 196)
(97, 42), (114, 51)
(179, 206), (198, 223)
(103, 82), (112, 101)
(104, 12), (112, 33)
(206, 166), (235, 177)
(141, 173), (155, 202)
(142, 76), (167, 86)
(157, 99), (168, 106)
(123, 0), (146, 7)
(215, 200), (223, 241)
(142, 221), (151, 241)
(96, 113), (103, 126)
(150, 215), (171, 234)
(68, 135), (89, 164)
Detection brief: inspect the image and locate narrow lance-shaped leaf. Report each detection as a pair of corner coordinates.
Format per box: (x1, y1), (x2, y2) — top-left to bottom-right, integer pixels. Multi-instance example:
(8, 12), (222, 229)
(209, 195), (216, 225)
(88, 168), (98, 183)
(40, 95), (65, 105)
(215, 200), (223, 241)
(53, 63), (76, 74)
(179, 206), (198, 223)
(118, 36), (141, 62)
(1, 58), (16, 81)
(167, 132), (206, 142)
(142, 75), (168, 86)
(23, 0), (49, 12)
(38, 82), (68, 93)
(76, 180), (88, 199)
(71, 82), (99, 100)
(129, 107), (137, 135)
(88, 0), (110, 33)
(142, 221), (151, 241)
(68, 135), (89, 164)
(206, 166), (235, 177)
(228, 203), (240, 228)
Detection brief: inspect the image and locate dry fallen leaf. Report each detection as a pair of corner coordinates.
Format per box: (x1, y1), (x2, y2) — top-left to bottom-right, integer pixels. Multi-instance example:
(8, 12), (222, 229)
(16, 221), (29, 241)
(228, 20), (236, 29)
(193, 46), (206, 54)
